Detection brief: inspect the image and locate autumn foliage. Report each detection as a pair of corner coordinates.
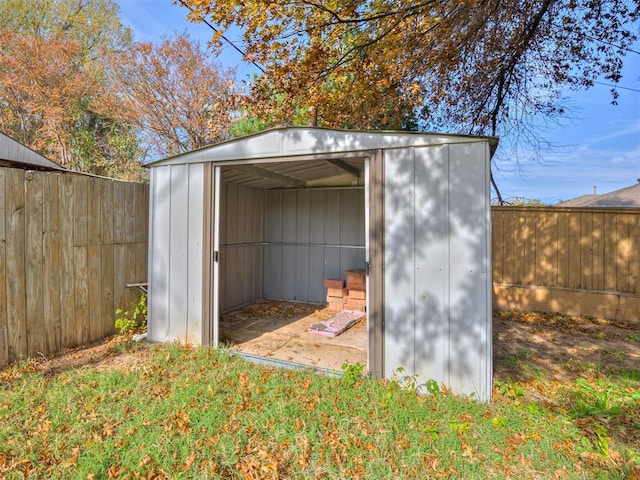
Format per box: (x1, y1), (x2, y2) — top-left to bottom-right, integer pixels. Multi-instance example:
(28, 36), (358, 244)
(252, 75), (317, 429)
(0, 0), (239, 178)
(182, 0), (639, 137)
(0, 0), (147, 178)
(0, 31), (95, 166)
(111, 33), (238, 158)
(0, 0), (638, 181)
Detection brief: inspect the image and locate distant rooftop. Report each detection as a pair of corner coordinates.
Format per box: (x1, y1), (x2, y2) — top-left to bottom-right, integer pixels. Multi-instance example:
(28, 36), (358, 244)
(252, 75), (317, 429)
(0, 131), (65, 170)
(556, 181), (640, 208)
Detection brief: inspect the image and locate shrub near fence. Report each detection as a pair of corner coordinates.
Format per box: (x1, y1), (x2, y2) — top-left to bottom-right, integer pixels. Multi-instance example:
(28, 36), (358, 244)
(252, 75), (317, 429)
(0, 167), (148, 368)
(492, 206), (640, 325)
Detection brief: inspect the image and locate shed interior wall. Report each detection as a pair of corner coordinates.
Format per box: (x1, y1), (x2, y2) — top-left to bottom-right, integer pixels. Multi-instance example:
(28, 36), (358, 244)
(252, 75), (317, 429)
(218, 173), (366, 311)
(218, 182), (266, 311)
(263, 188), (365, 304)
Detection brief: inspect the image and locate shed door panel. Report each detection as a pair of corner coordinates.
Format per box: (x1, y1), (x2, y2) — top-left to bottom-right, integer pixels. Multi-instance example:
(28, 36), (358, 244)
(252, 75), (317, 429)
(167, 164), (206, 344)
(383, 143), (492, 400)
(148, 164), (205, 345)
(186, 165), (205, 342)
(383, 146), (449, 380)
(447, 143), (491, 398)
(383, 148), (416, 376)
(413, 145), (448, 383)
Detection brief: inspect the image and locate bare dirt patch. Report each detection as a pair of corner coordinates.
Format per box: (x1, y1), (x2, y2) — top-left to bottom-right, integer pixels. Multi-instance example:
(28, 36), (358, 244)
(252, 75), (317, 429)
(1, 335), (151, 379)
(493, 310), (640, 383)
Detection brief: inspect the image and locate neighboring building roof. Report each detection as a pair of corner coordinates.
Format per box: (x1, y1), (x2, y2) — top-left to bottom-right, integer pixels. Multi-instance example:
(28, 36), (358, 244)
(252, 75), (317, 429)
(0, 131), (65, 170)
(557, 182), (640, 208)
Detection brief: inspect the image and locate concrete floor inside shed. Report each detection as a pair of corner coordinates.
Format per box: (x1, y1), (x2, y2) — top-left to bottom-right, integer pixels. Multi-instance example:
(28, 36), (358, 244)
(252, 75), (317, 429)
(219, 300), (367, 371)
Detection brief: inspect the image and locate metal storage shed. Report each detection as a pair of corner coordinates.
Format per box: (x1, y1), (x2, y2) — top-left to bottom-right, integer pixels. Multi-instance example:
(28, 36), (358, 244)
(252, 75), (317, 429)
(146, 127), (497, 400)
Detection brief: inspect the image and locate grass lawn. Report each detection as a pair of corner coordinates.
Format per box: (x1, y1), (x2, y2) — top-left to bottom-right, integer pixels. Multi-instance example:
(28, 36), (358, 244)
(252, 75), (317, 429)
(1, 318), (639, 479)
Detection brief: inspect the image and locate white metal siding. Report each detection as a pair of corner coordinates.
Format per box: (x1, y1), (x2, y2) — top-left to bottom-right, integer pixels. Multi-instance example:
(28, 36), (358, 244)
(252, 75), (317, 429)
(187, 167), (205, 340)
(384, 143), (492, 400)
(148, 166), (171, 342)
(148, 164), (205, 344)
(167, 166), (189, 341)
(414, 145), (449, 384)
(447, 143), (492, 399)
(383, 148), (416, 376)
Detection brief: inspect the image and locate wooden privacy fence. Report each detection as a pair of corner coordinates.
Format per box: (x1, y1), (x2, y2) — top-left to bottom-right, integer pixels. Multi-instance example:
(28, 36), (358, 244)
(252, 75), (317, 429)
(0, 167), (148, 368)
(492, 206), (640, 324)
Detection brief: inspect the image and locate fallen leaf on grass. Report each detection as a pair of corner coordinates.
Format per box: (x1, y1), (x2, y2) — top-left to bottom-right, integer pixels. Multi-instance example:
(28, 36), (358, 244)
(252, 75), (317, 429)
(183, 452), (197, 472)
(298, 436), (311, 469)
(63, 446), (81, 468)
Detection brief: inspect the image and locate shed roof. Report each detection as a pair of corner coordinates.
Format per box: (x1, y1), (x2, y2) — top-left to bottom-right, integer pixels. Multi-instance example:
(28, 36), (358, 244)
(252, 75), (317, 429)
(0, 131), (65, 170)
(147, 127), (498, 167)
(146, 127), (498, 190)
(556, 182), (640, 208)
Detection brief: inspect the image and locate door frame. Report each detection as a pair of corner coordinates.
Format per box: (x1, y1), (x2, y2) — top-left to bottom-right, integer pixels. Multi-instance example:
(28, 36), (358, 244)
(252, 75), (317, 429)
(203, 154), (385, 378)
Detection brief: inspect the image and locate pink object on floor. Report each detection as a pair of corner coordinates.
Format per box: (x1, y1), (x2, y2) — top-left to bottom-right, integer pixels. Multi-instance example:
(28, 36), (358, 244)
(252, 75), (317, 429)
(309, 310), (366, 337)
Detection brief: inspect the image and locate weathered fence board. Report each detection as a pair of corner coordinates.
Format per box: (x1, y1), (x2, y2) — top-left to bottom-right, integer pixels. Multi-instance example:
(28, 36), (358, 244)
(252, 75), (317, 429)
(59, 174), (76, 347)
(556, 211), (570, 287)
(6, 168), (27, 359)
(74, 245), (89, 345)
(88, 245), (102, 342)
(74, 176), (88, 247)
(580, 211), (593, 290)
(88, 179), (102, 246)
(522, 211), (536, 285)
(101, 244), (115, 336)
(113, 181), (125, 244)
(125, 182), (135, 244)
(616, 214), (631, 292)
(0, 168), (7, 367)
(114, 244), (126, 318)
(101, 181), (114, 244)
(503, 210), (515, 284)
(592, 212), (605, 291)
(43, 174), (61, 354)
(604, 213), (617, 291)
(493, 206), (640, 324)
(568, 212), (581, 289)
(0, 168), (148, 367)
(25, 171), (45, 357)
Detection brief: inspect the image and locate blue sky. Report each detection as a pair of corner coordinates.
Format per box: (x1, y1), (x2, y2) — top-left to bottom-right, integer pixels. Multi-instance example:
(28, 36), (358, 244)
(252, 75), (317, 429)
(116, 0), (640, 205)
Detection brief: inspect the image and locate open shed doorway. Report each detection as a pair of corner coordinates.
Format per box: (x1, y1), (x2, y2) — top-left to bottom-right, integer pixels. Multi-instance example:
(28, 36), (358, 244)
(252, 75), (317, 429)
(212, 157), (370, 372)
